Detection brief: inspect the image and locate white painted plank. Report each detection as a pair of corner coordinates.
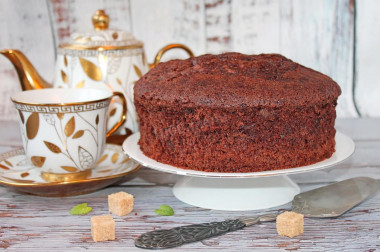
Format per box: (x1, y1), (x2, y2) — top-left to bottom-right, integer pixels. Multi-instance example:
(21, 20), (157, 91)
(205, 0), (232, 53)
(280, 0), (357, 118)
(130, 0), (205, 63)
(47, 0), (132, 47)
(0, 176), (379, 250)
(0, 0), (55, 121)
(355, 0), (380, 117)
(231, 0), (357, 118)
(231, 0), (280, 53)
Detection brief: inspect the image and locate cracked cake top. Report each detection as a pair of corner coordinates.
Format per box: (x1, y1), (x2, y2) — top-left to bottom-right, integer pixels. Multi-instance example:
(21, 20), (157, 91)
(134, 52), (341, 109)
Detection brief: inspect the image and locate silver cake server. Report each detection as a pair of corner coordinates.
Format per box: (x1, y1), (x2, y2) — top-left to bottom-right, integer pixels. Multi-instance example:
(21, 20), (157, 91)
(135, 177), (380, 249)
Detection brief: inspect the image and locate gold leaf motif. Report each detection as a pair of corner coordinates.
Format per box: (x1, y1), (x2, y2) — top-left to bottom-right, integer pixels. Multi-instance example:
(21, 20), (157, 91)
(109, 108), (117, 117)
(64, 56), (68, 67)
(98, 169), (112, 173)
(96, 154), (108, 165)
(133, 64), (143, 78)
(30, 156), (46, 168)
(18, 110), (24, 124)
(142, 52), (147, 66)
(57, 113), (64, 120)
(44, 141), (61, 154)
(4, 160), (13, 167)
(0, 164), (9, 170)
(26, 112), (39, 140)
(72, 130), (84, 139)
(111, 153), (119, 164)
(61, 166), (78, 172)
(116, 78), (122, 85)
(120, 157), (130, 164)
(79, 57), (102, 81)
(61, 70), (68, 83)
(95, 114), (99, 125)
(78, 146), (94, 169)
(65, 116), (75, 137)
(76, 80), (85, 88)
(112, 32), (118, 40)
(21, 172), (29, 178)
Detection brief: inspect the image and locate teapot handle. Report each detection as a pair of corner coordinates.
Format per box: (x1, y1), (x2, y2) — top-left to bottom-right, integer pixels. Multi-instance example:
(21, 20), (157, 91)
(106, 92), (127, 138)
(149, 44), (194, 69)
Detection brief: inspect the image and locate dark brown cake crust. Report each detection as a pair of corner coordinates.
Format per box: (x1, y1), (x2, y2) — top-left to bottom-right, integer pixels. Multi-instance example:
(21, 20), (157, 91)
(134, 53), (341, 172)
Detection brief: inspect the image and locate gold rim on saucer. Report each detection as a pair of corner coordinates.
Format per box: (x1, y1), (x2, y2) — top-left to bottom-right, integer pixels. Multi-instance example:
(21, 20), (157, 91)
(41, 169), (92, 183)
(0, 144), (141, 196)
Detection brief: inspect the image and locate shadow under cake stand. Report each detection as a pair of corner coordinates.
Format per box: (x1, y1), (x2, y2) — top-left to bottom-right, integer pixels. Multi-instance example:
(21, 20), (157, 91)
(123, 132), (355, 211)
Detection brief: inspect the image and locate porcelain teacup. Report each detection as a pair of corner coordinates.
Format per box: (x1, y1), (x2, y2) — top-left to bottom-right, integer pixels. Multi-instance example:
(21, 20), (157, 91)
(11, 88), (126, 182)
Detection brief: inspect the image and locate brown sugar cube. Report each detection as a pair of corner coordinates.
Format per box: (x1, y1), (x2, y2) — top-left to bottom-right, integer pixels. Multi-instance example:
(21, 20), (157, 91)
(276, 211), (304, 238)
(108, 191), (134, 216)
(91, 215), (115, 242)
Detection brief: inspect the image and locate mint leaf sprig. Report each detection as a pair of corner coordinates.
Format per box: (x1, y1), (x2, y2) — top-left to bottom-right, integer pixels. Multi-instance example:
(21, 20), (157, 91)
(154, 205), (174, 216)
(69, 203), (93, 215)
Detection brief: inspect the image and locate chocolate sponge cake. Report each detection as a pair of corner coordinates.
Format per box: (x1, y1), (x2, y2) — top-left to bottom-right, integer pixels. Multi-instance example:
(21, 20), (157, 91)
(134, 53), (341, 172)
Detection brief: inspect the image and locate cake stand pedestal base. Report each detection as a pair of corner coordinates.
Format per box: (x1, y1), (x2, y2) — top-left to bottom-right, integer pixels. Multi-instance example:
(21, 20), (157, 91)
(172, 175), (300, 211)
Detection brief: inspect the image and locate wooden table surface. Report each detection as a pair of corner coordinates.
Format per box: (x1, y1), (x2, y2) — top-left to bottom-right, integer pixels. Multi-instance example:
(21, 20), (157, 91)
(0, 119), (379, 251)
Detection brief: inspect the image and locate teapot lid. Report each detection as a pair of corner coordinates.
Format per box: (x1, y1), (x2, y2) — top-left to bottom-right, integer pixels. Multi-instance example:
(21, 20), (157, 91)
(59, 10), (143, 51)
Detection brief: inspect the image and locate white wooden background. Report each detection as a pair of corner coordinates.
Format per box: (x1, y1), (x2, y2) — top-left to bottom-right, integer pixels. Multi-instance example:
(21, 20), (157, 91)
(0, 0), (379, 120)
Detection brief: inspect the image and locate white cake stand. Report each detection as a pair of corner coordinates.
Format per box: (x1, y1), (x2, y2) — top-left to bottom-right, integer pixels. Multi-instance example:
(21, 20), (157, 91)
(123, 132), (355, 211)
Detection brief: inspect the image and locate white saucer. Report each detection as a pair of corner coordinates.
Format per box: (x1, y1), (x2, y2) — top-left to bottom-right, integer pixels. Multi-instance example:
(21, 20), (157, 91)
(0, 144), (141, 196)
(123, 132), (355, 210)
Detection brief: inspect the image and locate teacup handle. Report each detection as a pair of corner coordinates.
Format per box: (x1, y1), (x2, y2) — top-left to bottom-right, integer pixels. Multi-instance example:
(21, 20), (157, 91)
(149, 43), (194, 69)
(106, 92), (127, 138)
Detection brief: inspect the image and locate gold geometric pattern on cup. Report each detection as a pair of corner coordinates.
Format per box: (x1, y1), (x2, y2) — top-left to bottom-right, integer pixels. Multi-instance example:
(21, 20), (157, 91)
(13, 100), (110, 113)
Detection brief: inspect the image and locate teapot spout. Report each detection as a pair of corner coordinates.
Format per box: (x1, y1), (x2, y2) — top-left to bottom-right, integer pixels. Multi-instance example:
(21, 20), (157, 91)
(1, 49), (52, 90)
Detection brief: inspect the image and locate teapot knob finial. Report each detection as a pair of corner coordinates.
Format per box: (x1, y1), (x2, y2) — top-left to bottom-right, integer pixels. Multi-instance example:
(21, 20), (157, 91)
(92, 10), (109, 30)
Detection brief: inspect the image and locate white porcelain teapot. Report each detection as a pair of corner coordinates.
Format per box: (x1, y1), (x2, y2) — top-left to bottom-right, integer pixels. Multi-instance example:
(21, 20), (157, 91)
(1, 10), (194, 134)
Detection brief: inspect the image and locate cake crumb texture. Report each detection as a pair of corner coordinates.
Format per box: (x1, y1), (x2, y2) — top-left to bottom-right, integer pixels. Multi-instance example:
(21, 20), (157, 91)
(135, 53), (340, 172)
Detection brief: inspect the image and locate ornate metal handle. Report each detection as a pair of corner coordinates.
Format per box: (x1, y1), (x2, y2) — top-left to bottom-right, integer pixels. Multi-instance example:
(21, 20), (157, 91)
(135, 213), (279, 249)
(239, 213), (278, 226)
(106, 92), (127, 137)
(135, 219), (245, 249)
(149, 43), (194, 69)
